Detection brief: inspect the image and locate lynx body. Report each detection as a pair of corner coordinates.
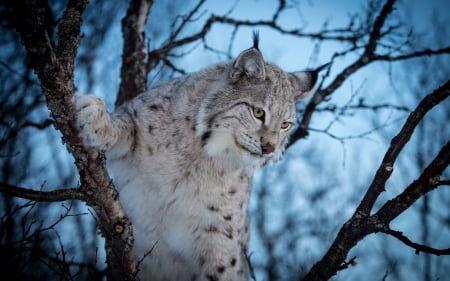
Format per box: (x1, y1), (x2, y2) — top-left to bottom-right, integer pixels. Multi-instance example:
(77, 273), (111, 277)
(75, 36), (319, 281)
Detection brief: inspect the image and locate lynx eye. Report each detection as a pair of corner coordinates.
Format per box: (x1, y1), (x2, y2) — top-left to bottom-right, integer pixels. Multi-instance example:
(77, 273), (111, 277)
(280, 121), (292, 130)
(252, 107), (265, 120)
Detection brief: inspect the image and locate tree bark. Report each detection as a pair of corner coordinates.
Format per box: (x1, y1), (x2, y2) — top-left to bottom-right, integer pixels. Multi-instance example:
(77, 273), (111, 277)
(116, 0), (153, 107)
(10, 1), (138, 280)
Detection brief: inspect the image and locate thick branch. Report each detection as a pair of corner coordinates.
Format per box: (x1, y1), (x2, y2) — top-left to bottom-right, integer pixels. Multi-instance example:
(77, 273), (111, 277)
(301, 81), (450, 281)
(11, 1), (138, 280)
(116, 0), (153, 107)
(356, 80), (450, 216)
(375, 139), (450, 222)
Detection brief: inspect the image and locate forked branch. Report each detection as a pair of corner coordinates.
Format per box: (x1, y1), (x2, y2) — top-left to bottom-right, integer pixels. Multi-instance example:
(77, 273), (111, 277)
(301, 80), (450, 281)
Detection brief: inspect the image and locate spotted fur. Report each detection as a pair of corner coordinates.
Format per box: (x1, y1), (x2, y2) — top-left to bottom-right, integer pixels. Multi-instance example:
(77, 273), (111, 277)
(75, 36), (319, 281)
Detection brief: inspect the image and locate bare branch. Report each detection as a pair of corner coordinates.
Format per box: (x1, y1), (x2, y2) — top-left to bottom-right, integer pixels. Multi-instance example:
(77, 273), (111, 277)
(356, 79), (450, 216)
(315, 100), (410, 113)
(375, 139), (450, 222)
(162, 58), (187, 75)
(168, 0), (207, 42)
(144, 2), (366, 77)
(209, 16), (363, 43)
(0, 183), (83, 202)
(382, 228), (450, 256)
(0, 60), (40, 85)
(363, 0), (396, 58)
(289, 0), (397, 145)
(0, 119), (53, 146)
(287, 1), (449, 148)
(301, 81), (450, 281)
(139, 0), (449, 148)
(373, 46), (450, 61)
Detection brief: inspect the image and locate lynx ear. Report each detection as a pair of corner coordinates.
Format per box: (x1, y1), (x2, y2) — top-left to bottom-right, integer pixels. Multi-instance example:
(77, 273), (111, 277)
(230, 47), (266, 83)
(290, 63), (329, 100)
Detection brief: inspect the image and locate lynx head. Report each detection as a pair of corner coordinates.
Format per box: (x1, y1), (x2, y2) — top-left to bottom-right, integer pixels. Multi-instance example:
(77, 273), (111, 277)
(196, 34), (324, 167)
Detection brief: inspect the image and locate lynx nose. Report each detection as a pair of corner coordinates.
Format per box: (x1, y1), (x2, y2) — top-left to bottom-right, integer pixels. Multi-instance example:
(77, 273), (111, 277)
(261, 143), (275, 154)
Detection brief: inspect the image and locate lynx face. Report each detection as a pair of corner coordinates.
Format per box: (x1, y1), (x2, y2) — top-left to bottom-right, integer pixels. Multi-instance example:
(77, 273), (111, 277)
(196, 41), (319, 167)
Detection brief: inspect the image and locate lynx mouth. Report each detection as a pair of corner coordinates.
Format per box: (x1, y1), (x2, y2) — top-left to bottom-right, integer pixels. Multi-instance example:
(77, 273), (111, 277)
(234, 138), (274, 159)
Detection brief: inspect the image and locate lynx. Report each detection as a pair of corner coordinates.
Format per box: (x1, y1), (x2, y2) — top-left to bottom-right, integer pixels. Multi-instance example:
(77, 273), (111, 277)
(75, 34), (322, 281)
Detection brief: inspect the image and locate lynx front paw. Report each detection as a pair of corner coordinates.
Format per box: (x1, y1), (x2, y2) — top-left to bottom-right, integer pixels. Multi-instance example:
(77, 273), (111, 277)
(74, 94), (117, 150)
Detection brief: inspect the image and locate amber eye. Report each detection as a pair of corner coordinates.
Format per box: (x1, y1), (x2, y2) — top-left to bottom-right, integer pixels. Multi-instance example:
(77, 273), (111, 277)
(280, 121), (292, 130)
(252, 107), (265, 120)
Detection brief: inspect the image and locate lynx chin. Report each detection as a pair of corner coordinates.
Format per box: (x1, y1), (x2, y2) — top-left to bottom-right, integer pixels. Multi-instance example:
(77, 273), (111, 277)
(75, 33), (323, 281)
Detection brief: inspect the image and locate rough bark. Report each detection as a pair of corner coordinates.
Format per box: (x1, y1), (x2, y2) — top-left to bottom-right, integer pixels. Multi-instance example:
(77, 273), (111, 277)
(116, 0), (153, 107)
(10, 1), (138, 280)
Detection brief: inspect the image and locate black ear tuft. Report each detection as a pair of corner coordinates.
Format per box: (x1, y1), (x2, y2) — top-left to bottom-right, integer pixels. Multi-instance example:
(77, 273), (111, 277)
(230, 31), (265, 83)
(252, 30), (260, 50)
